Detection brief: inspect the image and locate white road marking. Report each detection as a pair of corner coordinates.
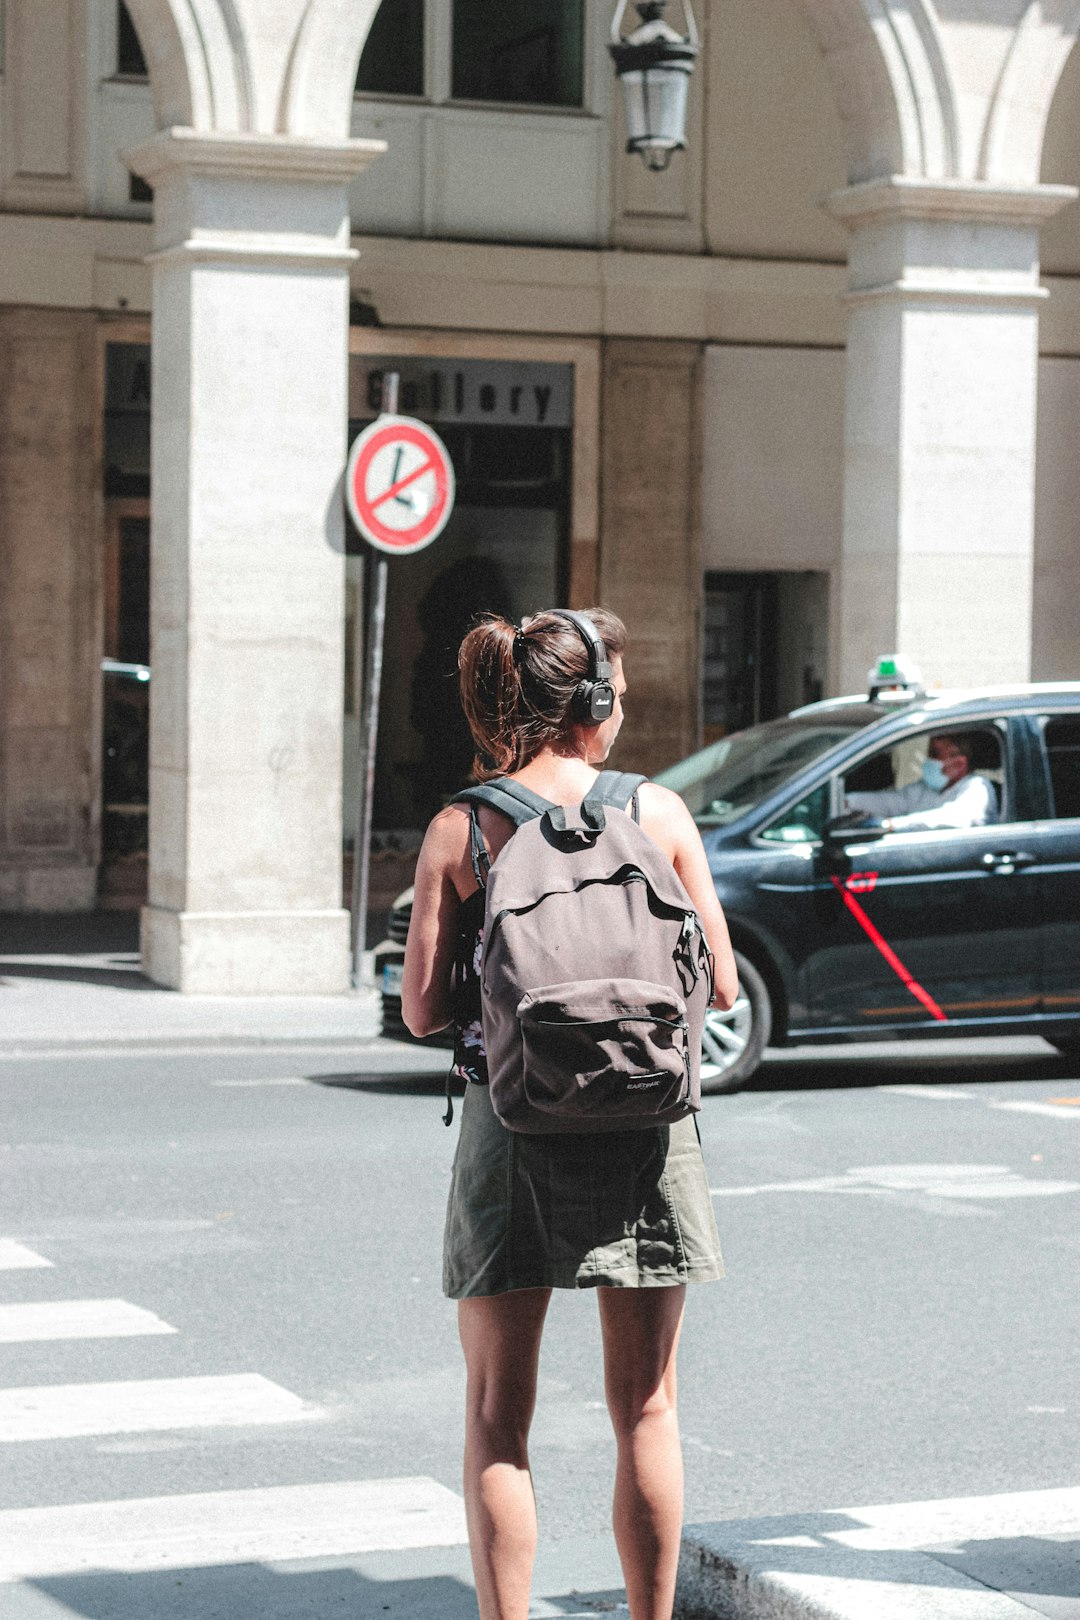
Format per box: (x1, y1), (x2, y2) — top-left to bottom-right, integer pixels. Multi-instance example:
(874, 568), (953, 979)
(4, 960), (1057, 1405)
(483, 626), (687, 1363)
(0, 1374), (319, 1443)
(807, 1484), (1080, 1550)
(879, 1085), (1080, 1120)
(211, 1077), (308, 1087)
(0, 1240), (52, 1271)
(711, 1163), (1080, 1200)
(879, 1085), (978, 1100)
(0, 1299), (177, 1344)
(0, 1477), (468, 1580)
(989, 1099), (1080, 1119)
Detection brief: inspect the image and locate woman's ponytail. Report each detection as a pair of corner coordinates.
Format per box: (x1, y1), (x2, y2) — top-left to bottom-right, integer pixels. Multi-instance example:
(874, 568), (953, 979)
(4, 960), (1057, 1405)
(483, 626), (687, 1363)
(458, 617), (525, 779)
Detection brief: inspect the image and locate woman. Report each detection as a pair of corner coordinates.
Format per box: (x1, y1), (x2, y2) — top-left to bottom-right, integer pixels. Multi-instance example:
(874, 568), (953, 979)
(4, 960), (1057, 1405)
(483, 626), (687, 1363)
(402, 608), (738, 1620)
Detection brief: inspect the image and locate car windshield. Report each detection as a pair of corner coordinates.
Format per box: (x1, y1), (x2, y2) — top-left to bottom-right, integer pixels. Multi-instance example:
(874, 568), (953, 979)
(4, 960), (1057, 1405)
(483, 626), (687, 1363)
(656, 712), (878, 826)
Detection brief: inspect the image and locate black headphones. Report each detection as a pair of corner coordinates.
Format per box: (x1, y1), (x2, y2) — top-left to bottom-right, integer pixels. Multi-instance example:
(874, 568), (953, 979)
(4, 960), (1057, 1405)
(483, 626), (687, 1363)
(551, 610), (616, 725)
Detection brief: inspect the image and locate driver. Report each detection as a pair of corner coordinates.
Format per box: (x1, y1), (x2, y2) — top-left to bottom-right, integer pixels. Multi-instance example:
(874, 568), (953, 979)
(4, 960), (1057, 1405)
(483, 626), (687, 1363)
(844, 732), (996, 832)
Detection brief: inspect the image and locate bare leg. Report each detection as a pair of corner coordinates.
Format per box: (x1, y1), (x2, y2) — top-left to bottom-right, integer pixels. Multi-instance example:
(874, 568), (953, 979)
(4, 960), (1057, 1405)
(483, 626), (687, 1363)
(458, 1288), (552, 1620)
(598, 1286), (686, 1620)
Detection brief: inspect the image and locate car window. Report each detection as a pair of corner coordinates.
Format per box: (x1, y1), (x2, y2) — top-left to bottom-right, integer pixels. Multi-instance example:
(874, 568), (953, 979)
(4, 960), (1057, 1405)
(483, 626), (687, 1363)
(839, 723), (1006, 825)
(759, 780), (831, 844)
(1043, 715), (1080, 819)
(656, 714), (877, 826)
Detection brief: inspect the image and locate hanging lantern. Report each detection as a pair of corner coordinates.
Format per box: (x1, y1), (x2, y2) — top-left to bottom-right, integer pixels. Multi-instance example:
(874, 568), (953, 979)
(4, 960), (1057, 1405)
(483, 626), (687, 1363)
(609, 0), (699, 173)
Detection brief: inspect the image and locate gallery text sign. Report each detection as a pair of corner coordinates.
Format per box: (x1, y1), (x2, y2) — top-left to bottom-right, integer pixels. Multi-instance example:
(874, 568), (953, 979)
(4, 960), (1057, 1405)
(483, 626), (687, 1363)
(351, 358), (573, 430)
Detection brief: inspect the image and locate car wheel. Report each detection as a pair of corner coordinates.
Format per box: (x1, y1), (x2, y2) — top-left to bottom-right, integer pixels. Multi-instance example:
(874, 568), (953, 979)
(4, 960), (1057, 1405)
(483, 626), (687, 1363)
(1046, 1034), (1080, 1057)
(699, 950), (772, 1096)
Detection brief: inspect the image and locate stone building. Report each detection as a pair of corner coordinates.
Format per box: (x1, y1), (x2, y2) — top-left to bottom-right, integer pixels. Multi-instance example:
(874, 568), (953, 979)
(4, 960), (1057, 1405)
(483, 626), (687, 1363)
(2, 0), (1079, 991)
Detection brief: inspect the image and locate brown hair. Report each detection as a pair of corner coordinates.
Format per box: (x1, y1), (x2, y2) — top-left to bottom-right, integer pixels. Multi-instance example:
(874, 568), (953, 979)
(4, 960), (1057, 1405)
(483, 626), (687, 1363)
(458, 608), (627, 779)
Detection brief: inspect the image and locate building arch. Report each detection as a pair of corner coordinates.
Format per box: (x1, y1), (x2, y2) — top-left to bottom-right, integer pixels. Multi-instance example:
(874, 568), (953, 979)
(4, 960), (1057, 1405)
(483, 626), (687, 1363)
(791, 0), (900, 182)
(980, 1), (1080, 184)
(121, 0), (250, 132)
(280, 0), (383, 139)
(120, 0), (383, 140)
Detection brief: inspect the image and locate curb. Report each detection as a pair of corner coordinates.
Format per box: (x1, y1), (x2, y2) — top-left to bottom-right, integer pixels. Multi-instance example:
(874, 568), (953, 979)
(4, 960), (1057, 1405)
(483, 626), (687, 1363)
(675, 1487), (1080, 1620)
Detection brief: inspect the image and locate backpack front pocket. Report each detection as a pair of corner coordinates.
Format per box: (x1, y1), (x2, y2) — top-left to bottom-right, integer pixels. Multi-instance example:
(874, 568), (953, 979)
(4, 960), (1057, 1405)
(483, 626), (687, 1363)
(517, 978), (691, 1123)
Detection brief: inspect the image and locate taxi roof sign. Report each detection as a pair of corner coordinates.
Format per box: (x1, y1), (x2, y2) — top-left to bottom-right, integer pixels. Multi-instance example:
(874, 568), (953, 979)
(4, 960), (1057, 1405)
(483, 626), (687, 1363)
(868, 653), (925, 701)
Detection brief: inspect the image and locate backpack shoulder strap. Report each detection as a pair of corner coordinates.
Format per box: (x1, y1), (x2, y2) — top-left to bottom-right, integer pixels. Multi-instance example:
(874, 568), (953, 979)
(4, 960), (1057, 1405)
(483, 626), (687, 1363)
(451, 780), (555, 889)
(452, 778), (553, 827)
(589, 770), (649, 824)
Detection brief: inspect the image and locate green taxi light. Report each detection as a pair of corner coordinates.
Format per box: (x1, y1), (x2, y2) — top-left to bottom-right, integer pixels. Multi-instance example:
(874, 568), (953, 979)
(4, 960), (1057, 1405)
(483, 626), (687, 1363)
(867, 653), (924, 699)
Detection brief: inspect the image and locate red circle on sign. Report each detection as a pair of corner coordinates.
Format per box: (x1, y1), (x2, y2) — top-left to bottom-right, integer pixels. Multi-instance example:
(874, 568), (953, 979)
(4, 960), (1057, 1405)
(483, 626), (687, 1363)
(346, 417), (455, 554)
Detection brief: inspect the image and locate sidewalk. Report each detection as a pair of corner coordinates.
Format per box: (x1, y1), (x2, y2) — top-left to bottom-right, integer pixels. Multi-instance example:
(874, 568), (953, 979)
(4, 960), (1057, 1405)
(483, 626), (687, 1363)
(0, 912), (396, 1055)
(677, 1486), (1080, 1619)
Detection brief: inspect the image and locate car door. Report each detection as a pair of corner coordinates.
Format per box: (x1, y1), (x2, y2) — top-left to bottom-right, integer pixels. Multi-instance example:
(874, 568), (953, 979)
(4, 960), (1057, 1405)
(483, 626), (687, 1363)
(797, 718), (1040, 1033)
(1024, 711), (1080, 1032)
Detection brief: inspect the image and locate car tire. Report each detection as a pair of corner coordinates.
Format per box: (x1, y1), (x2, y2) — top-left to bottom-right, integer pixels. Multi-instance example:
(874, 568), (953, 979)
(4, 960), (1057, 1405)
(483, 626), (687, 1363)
(698, 950), (772, 1096)
(1046, 1034), (1080, 1057)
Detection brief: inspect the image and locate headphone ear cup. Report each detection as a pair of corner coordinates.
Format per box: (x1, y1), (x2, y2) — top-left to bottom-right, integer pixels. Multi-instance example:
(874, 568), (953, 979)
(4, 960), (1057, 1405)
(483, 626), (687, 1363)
(571, 680), (594, 722)
(590, 681), (615, 723)
(574, 680), (614, 724)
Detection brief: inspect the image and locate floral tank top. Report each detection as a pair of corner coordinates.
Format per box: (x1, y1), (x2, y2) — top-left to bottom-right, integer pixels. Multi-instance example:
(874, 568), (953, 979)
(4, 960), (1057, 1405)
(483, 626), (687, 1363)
(452, 885), (488, 1087)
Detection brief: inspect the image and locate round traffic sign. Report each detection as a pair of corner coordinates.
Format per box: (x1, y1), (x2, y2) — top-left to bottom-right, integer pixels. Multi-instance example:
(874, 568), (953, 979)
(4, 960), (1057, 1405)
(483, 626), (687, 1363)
(346, 415), (455, 554)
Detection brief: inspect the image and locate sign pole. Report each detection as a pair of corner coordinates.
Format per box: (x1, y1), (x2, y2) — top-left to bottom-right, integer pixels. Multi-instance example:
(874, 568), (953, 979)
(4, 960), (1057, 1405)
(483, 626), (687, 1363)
(350, 372), (397, 988)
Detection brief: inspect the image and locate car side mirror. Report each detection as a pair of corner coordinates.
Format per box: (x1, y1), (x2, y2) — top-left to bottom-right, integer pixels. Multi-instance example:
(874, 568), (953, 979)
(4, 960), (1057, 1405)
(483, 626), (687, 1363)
(823, 815), (889, 852)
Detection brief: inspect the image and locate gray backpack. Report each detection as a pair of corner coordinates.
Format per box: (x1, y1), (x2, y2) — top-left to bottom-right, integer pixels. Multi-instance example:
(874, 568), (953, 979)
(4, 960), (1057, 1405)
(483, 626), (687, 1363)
(453, 771), (714, 1134)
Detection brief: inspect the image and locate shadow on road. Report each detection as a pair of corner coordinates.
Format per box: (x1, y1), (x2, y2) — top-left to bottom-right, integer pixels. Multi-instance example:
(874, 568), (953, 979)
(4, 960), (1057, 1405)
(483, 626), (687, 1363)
(28, 1563), (620, 1619)
(312, 1070), (463, 1097)
(740, 1044), (1075, 1094)
(0, 960), (154, 991)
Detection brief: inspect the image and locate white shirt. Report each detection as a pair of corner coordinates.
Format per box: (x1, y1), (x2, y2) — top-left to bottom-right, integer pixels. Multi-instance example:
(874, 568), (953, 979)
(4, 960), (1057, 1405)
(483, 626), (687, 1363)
(846, 774), (996, 832)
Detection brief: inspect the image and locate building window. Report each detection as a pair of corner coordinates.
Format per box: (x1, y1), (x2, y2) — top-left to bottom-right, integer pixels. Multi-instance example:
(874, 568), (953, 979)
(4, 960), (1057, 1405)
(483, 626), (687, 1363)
(451, 0), (584, 108)
(355, 0), (424, 98)
(117, 3), (148, 77)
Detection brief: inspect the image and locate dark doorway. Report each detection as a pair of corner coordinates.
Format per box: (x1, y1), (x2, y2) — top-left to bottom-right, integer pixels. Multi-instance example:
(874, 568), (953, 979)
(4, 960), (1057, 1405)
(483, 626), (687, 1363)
(347, 357), (573, 832)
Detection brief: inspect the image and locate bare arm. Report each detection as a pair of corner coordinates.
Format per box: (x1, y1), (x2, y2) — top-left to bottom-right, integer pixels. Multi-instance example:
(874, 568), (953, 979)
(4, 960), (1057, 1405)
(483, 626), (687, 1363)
(401, 806), (469, 1039)
(638, 783), (739, 1011)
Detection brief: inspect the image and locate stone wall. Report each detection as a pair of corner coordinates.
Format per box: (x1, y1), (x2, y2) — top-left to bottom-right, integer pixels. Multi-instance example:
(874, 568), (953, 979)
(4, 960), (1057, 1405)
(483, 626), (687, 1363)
(599, 340), (703, 777)
(0, 308), (99, 910)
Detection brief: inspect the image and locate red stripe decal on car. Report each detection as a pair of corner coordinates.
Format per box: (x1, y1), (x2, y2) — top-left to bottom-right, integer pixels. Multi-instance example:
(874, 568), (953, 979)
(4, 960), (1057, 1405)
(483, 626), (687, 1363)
(830, 875), (948, 1023)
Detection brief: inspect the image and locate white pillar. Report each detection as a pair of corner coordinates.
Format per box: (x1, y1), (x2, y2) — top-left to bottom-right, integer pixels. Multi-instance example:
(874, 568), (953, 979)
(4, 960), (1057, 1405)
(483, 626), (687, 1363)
(828, 177), (1075, 695)
(127, 129), (383, 994)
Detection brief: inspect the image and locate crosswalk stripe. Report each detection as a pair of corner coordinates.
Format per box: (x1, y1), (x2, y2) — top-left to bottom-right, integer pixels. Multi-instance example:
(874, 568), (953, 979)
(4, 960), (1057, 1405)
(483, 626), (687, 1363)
(0, 1374), (319, 1443)
(0, 1299), (177, 1344)
(990, 1099), (1080, 1120)
(0, 1477), (468, 1579)
(0, 1240), (52, 1271)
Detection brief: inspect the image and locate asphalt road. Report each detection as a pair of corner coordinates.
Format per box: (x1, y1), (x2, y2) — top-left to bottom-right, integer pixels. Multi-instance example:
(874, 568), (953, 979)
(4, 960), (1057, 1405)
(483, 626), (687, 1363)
(1, 1035), (1078, 1616)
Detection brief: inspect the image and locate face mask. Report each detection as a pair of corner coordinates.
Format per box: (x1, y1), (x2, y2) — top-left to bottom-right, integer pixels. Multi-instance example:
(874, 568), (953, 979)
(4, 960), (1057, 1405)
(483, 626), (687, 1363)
(921, 758), (949, 792)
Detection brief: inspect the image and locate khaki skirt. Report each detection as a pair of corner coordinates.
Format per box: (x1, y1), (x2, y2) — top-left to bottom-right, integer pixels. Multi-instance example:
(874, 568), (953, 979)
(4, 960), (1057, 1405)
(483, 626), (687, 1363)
(443, 1081), (725, 1298)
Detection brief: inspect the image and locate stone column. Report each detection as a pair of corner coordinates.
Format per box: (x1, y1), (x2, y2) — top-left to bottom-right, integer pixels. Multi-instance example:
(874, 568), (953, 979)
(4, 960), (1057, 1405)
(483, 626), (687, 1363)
(828, 178), (1075, 694)
(127, 128), (383, 993)
(599, 340), (703, 775)
(0, 310), (99, 911)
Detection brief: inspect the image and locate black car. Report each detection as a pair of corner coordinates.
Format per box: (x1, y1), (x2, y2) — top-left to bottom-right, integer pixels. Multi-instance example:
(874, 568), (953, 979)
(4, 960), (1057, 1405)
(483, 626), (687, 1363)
(377, 664), (1080, 1091)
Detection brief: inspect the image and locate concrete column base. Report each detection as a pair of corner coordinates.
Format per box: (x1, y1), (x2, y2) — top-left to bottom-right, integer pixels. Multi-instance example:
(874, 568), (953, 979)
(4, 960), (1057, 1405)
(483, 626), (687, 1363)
(141, 906), (352, 995)
(0, 865), (97, 912)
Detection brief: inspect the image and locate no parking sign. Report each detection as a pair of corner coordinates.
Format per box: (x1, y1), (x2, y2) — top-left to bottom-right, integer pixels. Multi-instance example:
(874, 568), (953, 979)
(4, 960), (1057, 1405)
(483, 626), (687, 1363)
(346, 414), (455, 554)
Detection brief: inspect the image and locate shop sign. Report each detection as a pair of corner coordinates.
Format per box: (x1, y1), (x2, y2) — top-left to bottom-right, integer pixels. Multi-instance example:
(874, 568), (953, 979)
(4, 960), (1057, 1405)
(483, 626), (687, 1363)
(352, 358), (573, 430)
